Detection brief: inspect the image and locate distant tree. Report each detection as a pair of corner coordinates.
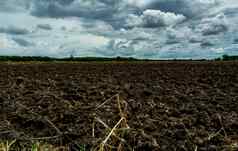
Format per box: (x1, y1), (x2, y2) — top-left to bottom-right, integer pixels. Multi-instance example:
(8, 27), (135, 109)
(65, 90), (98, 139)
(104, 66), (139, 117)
(70, 54), (74, 60)
(222, 54), (229, 61)
(220, 54), (238, 61)
(214, 57), (221, 61)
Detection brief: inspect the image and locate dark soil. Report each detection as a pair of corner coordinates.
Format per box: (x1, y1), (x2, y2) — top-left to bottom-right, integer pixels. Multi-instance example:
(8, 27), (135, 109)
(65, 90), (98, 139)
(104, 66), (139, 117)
(0, 61), (238, 151)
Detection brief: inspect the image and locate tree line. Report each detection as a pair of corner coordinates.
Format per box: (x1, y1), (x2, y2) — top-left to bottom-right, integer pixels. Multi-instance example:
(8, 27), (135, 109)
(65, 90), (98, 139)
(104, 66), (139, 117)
(214, 55), (238, 61)
(0, 56), (139, 62)
(0, 55), (237, 62)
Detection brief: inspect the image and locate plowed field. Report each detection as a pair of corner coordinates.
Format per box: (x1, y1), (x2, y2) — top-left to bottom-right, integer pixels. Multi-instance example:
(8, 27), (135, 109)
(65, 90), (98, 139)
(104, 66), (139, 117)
(0, 62), (238, 150)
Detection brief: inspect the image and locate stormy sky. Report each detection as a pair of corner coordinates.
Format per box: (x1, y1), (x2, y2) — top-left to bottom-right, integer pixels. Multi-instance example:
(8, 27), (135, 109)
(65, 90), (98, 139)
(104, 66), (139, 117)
(0, 0), (238, 59)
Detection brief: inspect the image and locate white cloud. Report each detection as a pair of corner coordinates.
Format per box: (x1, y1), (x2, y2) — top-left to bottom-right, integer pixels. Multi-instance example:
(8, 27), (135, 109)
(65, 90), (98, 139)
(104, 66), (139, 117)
(0, 11), (111, 57)
(0, 35), (8, 49)
(126, 9), (186, 28)
(0, 0), (238, 58)
(142, 9), (186, 27)
(0, 34), (26, 55)
(197, 13), (228, 35)
(211, 47), (225, 54)
(126, 0), (153, 8)
(166, 26), (192, 44)
(126, 14), (143, 27)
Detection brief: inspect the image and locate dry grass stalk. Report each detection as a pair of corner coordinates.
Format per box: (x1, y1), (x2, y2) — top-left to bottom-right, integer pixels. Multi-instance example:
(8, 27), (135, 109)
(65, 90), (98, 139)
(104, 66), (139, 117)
(92, 120), (95, 138)
(116, 95), (129, 129)
(208, 114), (227, 141)
(95, 117), (127, 143)
(0, 140), (16, 151)
(94, 94), (130, 151)
(96, 94), (118, 110)
(99, 117), (125, 151)
(0, 141), (69, 151)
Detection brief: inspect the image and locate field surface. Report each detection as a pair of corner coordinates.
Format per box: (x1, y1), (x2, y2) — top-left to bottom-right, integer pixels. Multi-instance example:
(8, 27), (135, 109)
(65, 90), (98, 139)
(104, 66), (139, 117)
(0, 61), (238, 150)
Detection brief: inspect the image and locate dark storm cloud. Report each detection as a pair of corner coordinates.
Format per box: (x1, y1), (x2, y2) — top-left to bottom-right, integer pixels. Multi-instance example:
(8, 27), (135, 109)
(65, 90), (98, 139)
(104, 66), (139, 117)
(29, 0), (144, 29)
(37, 24), (52, 30)
(30, 0), (121, 21)
(0, 26), (30, 35)
(189, 36), (202, 43)
(53, 0), (75, 5)
(12, 37), (34, 47)
(233, 38), (238, 44)
(165, 39), (180, 45)
(132, 37), (149, 42)
(27, 0), (222, 24)
(145, 0), (190, 16)
(200, 41), (214, 48)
